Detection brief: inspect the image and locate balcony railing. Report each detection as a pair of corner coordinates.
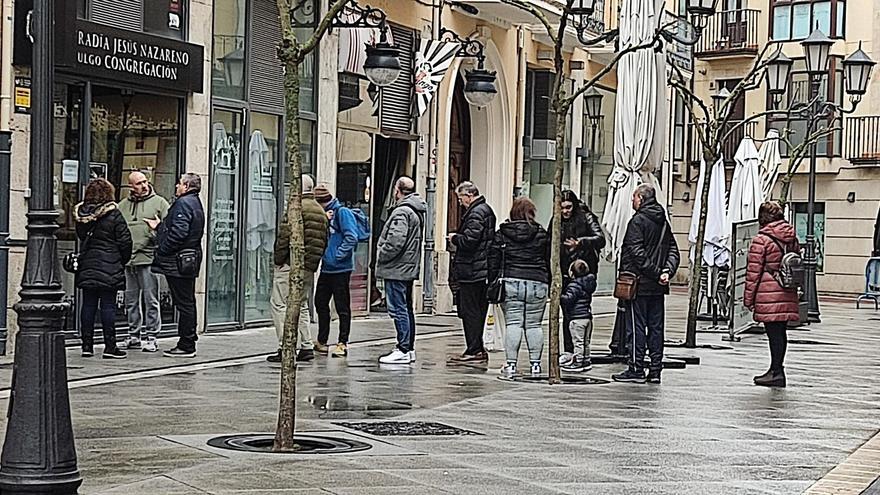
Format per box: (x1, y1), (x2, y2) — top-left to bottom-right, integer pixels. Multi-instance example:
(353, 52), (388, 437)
(845, 116), (880, 165)
(695, 9), (760, 58)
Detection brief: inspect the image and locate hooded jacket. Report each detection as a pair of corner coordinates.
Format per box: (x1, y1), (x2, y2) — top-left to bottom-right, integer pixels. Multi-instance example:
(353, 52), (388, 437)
(452, 196), (497, 283)
(274, 192), (329, 272)
(619, 198), (680, 296)
(151, 190), (205, 279)
(118, 186), (170, 266)
(743, 220), (801, 322)
(321, 198), (359, 274)
(74, 202), (133, 290)
(561, 273), (597, 320)
(550, 206), (606, 277)
(488, 220), (551, 285)
(376, 193), (428, 281)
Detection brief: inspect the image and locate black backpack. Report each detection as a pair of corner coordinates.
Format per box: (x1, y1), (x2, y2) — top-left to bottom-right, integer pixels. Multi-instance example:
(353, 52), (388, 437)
(763, 234), (804, 290)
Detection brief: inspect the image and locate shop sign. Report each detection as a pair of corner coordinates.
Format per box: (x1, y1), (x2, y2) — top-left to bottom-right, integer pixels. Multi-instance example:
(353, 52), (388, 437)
(57, 19), (204, 93)
(14, 77), (31, 114)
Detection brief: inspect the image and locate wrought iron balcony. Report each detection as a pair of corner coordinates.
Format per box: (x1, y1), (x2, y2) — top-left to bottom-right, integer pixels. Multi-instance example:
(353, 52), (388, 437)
(695, 9), (760, 58)
(845, 116), (880, 165)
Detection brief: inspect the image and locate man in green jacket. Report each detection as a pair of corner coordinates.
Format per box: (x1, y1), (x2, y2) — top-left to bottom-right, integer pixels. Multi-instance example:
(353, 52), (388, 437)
(268, 175), (329, 363)
(118, 172), (170, 353)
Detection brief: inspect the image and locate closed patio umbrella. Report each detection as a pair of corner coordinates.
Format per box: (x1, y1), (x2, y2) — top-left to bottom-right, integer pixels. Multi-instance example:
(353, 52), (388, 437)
(729, 137), (763, 223)
(601, 0), (667, 262)
(758, 129), (782, 201)
(689, 157), (730, 268)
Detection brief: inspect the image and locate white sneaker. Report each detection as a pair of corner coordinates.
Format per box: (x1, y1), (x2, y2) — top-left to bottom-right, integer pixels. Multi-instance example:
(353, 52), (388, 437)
(531, 362), (542, 377)
(142, 337), (159, 353)
(408, 350), (416, 363)
(123, 336), (141, 350)
(501, 363), (517, 379)
(558, 352), (574, 366)
(379, 349), (411, 364)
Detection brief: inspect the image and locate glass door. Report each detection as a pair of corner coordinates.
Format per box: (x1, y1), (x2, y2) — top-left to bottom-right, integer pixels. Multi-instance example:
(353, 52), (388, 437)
(207, 109), (245, 325)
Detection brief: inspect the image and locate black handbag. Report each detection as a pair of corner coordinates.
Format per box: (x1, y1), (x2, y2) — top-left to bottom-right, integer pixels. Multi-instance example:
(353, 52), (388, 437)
(62, 226), (96, 273)
(487, 243), (506, 304)
(176, 249), (199, 277)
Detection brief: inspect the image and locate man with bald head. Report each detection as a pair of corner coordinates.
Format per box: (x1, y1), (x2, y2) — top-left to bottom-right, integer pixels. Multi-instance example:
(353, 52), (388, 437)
(376, 176), (427, 364)
(118, 171), (170, 352)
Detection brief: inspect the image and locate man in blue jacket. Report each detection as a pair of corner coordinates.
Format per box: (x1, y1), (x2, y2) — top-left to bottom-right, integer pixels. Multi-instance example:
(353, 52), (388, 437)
(147, 173), (205, 358)
(313, 185), (359, 358)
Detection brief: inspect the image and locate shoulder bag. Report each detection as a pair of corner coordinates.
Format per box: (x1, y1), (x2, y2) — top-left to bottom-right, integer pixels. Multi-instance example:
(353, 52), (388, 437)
(62, 225), (97, 273)
(487, 243), (507, 304)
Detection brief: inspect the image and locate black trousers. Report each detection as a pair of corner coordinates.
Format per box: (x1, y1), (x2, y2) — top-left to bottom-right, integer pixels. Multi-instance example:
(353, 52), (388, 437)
(167, 276), (198, 352)
(315, 271), (352, 345)
(625, 295), (665, 372)
(457, 281), (488, 355)
(80, 288), (119, 350)
(609, 300), (627, 355)
(765, 321), (788, 372)
(561, 277), (573, 354)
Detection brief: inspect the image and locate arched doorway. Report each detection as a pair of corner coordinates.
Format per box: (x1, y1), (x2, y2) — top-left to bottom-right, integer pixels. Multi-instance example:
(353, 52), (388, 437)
(447, 75), (471, 235)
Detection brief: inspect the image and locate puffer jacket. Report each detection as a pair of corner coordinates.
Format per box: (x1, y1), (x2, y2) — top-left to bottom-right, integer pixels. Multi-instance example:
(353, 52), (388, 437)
(376, 193), (427, 281)
(151, 190), (205, 279)
(451, 196), (496, 283)
(561, 274), (597, 320)
(488, 220), (550, 285)
(743, 220), (801, 322)
(118, 187), (170, 266)
(619, 198), (680, 296)
(321, 199), (359, 274)
(550, 206), (606, 277)
(274, 193), (329, 272)
(74, 202), (133, 290)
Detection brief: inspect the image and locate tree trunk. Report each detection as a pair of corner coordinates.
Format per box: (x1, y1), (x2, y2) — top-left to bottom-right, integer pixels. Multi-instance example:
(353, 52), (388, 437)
(547, 109), (567, 384)
(684, 146), (717, 348)
(274, 59), (306, 452)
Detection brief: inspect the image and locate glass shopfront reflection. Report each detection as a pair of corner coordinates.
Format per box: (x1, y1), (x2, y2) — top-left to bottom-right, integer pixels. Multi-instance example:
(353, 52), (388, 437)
(336, 129), (373, 314)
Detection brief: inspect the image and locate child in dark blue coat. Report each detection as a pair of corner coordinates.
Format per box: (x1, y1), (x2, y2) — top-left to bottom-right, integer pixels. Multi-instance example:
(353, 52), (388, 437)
(560, 260), (597, 372)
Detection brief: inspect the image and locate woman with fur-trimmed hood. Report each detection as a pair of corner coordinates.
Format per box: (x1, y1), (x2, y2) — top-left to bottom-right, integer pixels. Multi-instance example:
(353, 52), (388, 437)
(74, 178), (132, 359)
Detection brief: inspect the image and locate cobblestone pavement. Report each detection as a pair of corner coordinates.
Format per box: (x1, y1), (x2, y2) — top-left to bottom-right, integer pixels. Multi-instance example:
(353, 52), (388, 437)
(0, 293), (878, 495)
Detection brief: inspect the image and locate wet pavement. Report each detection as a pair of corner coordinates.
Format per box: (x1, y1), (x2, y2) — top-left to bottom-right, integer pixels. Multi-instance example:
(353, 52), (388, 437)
(0, 293), (878, 494)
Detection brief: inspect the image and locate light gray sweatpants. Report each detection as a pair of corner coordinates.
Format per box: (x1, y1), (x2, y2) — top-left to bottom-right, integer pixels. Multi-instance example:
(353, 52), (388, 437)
(570, 319), (594, 360)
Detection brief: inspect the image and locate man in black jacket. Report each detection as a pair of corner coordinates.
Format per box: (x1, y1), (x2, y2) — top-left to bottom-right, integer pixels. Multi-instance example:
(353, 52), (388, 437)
(612, 184), (680, 384)
(551, 190), (606, 364)
(447, 181), (496, 362)
(148, 173), (206, 358)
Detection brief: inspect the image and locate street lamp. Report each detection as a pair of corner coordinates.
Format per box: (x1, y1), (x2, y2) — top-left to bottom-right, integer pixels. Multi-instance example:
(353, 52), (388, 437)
(0, 0), (82, 492)
(796, 31), (875, 323)
(686, 0), (717, 30)
(363, 31), (402, 87)
(766, 49), (793, 105)
(439, 28), (498, 107)
(583, 86), (603, 120)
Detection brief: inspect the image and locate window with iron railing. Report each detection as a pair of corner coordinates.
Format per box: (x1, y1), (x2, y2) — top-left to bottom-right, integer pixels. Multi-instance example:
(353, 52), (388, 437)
(766, 57), (843, 157)
(771, 0), (845, 40)
(79, 0), (187, 39)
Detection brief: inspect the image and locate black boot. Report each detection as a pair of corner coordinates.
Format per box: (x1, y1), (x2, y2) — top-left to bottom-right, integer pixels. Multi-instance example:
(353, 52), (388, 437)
(752, 369), (772, 383)
(754, 368), (786, 388)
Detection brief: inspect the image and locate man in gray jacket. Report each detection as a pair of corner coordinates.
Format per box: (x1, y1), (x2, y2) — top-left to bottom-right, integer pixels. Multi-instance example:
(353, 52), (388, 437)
(376, 176), (427, 364)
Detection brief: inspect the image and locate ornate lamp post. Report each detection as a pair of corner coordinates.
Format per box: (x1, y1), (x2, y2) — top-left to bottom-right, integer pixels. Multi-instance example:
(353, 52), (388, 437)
(0, 0), (82, 492)
(582, 86), (604, 206)
(798, 30), (875, 323)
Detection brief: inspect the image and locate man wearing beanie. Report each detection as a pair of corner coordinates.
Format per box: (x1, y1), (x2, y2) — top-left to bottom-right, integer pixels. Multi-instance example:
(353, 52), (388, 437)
(313, 184), (359, 357)
(268, 175), (328, 363)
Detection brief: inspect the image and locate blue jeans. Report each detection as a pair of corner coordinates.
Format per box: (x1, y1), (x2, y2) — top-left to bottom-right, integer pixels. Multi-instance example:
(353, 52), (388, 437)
(625, 295), (665, 372)
(80, 288), (119, 351)
(385, 280), (416, 353)
(501, 278), (548, 364)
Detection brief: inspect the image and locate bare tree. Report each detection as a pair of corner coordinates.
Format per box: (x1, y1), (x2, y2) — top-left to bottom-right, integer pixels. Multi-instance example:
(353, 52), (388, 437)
(273, 0), (353, 452)
(500, 0), (661, 382)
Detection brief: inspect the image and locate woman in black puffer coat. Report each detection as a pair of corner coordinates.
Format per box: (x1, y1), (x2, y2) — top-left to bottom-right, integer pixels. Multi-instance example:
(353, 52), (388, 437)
(74, 178), (133, 359)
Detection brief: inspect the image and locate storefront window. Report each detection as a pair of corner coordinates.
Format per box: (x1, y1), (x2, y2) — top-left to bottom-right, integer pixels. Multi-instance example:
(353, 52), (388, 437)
(212, 0), (247, 99)
(336, 129), (373, 314)
(79, 0), (187, 39)
(208, 110), (244, 324)
(245, 113), (280, 322)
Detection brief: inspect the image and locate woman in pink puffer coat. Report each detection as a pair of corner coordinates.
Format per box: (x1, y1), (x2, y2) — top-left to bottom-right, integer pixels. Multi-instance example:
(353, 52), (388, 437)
(743, 201), (800, 388)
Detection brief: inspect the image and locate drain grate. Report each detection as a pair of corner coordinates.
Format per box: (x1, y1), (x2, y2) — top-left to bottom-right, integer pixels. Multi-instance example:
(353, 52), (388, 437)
(335, 421), (482, 436)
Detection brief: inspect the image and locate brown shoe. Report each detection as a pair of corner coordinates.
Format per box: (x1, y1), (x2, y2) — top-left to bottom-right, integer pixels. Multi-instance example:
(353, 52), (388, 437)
(451, 352), (488, 363)
(313, 343), (329, 354)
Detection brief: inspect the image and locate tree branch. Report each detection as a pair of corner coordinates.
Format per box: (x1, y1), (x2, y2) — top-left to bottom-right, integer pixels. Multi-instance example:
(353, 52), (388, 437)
(499, 0), (558, 46)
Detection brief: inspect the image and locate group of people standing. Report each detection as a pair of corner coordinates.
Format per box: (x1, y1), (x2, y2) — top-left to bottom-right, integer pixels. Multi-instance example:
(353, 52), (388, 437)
(72, 172), (205, 359)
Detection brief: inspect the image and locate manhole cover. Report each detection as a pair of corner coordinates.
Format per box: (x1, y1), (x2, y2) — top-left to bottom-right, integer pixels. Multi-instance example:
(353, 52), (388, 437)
(335, 421), (481, 436)
(505, 375), (610, 385)
(206, 434), (372, 454)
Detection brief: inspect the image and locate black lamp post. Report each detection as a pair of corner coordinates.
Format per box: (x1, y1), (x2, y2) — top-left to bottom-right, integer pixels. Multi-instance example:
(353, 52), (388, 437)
(583, 87), (604, 206)
(439, 28), (498, 108)
(798, 29), (875, 323)
(0, 0), (82, 492)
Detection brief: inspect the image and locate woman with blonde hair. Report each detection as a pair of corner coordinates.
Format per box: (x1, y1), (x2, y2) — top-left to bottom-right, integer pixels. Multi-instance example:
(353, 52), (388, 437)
(488, 197), (551, 378)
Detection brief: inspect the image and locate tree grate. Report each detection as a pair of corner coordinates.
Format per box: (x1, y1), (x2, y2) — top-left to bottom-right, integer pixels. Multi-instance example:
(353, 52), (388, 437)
(335, 421), (482, 436)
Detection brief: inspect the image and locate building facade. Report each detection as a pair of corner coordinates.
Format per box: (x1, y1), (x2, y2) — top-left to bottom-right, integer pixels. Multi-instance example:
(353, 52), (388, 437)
(667, 0), (880, 295)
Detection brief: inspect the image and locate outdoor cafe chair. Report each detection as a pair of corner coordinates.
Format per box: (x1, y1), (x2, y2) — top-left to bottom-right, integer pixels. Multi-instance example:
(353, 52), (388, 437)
(856, 257), (880, 310)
